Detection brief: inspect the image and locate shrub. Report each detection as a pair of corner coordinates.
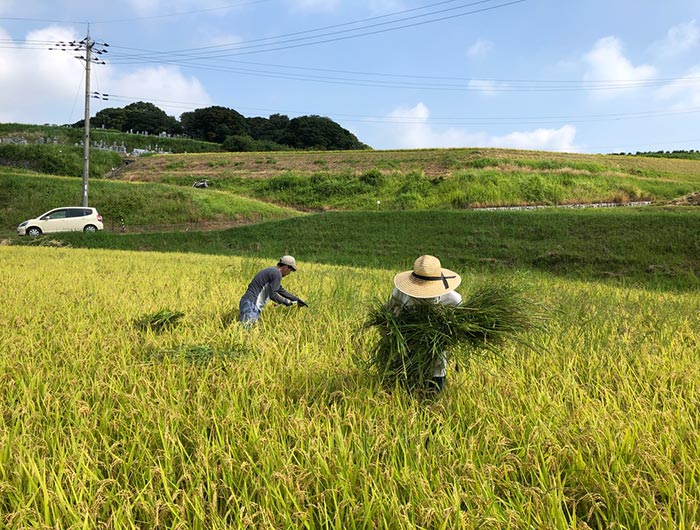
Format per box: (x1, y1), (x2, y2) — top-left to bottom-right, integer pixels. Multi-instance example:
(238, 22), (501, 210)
(466, 157), (501, 169)
(359, 169), (384, 187)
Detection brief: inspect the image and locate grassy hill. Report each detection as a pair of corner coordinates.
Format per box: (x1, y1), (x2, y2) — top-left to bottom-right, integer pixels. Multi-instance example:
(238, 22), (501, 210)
(114, 148), (700, 210)
(0, 169), (301, 232)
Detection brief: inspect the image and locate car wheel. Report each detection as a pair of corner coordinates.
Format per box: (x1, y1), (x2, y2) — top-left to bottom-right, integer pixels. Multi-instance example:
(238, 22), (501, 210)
(27, 227), (42, 237)
(83, 224), (98, 233)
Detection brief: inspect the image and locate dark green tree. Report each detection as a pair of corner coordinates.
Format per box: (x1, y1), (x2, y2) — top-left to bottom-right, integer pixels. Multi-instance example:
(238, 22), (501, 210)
(92, 107), (126, 131)
(89, 102), (181, 135)
(245, 113), (291, 143)
(280, 115), (368, 150)
(180, 106), (248, 143)
(222, 134), (287, 152)
(121, 102), (182, 135)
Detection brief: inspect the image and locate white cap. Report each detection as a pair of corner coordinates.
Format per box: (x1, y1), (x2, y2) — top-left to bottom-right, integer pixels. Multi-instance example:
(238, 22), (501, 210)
(279, 255), (297, 271)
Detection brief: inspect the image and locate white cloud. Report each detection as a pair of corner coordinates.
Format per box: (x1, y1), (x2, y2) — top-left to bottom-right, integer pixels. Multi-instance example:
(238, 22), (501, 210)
(653, 20), (699, 56)
(486, 125), (577, 151)
(583, 36), (656, 99)
(655, 65), (700, 108)
(379, 103), (577, 151)
(101, 66), (212, 119)
(0, 26), (86, 124)
(467, 38), (493, 58)
(0, 26), (211, 124)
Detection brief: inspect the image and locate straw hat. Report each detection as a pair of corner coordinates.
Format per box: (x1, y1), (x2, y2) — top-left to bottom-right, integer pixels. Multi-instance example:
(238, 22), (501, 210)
(393, 255), (461, 298)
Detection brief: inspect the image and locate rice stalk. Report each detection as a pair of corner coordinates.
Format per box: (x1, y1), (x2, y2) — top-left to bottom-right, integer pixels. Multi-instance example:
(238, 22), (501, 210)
(359, 283), (545, 390)
(133, 309), (185, 332)
(146, 342), (255, 364)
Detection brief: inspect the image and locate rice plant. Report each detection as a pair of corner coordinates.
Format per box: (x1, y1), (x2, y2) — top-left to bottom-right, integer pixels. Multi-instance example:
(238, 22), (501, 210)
(146, 342), (255, 364)
(2, 246), (700, 529)
(133, 309), (185, 332)
(359, 283), (545, 390)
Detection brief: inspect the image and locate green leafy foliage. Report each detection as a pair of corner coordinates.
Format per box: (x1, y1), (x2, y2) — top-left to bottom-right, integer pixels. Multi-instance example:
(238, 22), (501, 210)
(0, 143), (122, 178)
(88, 102), (183, 135)
(221, 134), (290, 152)
(180, 106), (250, 143)
(279, 115), (368, 150)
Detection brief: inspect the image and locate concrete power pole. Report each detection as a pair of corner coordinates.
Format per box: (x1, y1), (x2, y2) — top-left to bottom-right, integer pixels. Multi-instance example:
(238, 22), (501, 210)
(49, 31), (108, 206)
(81, 31), (93, 207)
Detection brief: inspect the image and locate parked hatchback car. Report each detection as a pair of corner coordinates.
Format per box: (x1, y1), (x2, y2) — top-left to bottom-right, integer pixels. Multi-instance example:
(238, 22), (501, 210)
(17, 207), (104, 236)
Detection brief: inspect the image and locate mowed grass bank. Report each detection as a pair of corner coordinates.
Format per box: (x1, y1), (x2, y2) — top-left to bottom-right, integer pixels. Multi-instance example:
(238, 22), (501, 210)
(47, 208), (700, 290)
(0, 170), (301, 233)
(1, 246), (699, 528)
(119, 148), (700, 210)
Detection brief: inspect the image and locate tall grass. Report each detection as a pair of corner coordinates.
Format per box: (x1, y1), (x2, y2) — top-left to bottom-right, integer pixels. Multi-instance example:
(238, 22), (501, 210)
(1, 246), (699, 528)
(202, 167), (685, 210)
(0, 143), (122, 178)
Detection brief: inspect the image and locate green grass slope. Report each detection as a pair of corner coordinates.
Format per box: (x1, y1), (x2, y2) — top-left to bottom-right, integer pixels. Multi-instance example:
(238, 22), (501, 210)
(117, 148), (700, 210)
(0, 169), (301, 233)
(39, 208), (700, 291)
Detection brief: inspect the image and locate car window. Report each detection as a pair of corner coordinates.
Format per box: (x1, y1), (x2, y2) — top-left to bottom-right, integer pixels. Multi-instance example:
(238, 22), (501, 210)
(42, 209), (67, 220)
(67, 208), (90, 218)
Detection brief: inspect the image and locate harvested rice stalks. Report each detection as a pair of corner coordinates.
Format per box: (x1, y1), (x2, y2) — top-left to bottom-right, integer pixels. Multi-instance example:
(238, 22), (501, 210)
(360, 283), (544, 390)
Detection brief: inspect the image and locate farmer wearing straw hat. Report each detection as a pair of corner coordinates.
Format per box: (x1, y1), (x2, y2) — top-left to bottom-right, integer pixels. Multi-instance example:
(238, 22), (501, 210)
(239, 255), (308, 327)
(388, 255), (462, 392)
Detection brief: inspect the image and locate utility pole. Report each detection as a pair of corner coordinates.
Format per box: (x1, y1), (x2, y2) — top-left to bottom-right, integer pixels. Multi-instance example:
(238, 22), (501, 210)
(81, 30), (93, 207)
(49, 28), (108, 207)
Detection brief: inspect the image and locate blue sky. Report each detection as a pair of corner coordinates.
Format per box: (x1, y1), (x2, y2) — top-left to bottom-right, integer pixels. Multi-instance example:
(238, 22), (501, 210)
(1, 0), (699, 153)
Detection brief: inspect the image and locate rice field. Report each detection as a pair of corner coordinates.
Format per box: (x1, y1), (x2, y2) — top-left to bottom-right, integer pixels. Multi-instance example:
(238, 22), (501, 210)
(1, 246), (699, 529)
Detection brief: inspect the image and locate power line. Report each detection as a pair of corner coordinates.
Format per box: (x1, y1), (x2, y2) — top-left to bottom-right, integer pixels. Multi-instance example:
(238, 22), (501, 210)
(104, 0), (525, 60)
(102, 92), (700, 126)
(103, 51), (700, 92)
(5, 37), (700, 93)
(114, 0), (486, 56)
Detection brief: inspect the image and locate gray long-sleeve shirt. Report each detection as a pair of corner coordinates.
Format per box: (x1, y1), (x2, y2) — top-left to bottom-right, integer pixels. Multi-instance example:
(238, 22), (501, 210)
(240, 267), (300, 311)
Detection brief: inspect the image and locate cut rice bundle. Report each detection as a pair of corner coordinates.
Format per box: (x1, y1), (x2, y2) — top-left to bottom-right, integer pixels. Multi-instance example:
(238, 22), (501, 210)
(133, 309), (185, 332)
(360, 283), (544, 390)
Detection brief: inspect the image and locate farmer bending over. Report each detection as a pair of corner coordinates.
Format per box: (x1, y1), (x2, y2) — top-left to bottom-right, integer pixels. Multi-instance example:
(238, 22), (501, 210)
(388, 255), (462, 392)
(239, 255), (308, 327)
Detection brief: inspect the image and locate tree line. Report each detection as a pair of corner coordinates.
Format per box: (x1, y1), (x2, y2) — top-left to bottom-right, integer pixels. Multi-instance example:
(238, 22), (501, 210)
(75, 101), (370, 151)
(614, 149), (700, 160)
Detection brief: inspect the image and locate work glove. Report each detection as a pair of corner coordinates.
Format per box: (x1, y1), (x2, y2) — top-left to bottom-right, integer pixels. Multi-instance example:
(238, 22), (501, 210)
(296, 299), (308, 307)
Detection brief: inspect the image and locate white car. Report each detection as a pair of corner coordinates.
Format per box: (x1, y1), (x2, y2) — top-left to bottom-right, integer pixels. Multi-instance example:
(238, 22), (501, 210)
(17, 207), (104, 236)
